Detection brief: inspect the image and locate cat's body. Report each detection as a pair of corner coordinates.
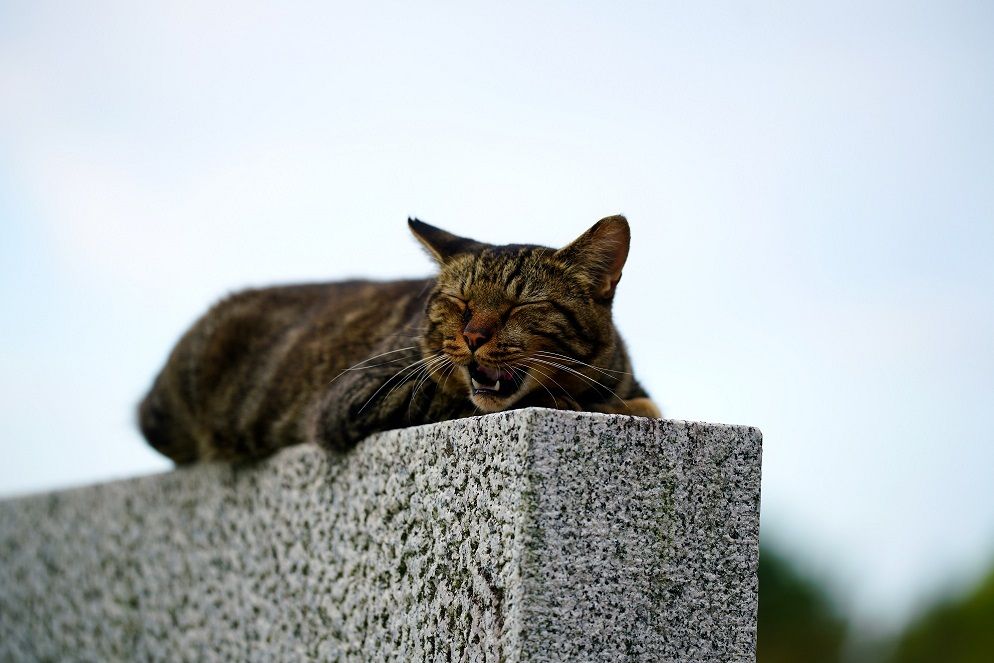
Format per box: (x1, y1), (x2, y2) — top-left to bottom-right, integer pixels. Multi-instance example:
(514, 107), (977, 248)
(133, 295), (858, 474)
(139, 216), (660, 463)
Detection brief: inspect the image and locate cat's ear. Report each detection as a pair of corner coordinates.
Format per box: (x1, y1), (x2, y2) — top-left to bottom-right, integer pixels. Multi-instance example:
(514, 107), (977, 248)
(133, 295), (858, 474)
(408, 218), (485, 264)
(556, 215), (630, 299)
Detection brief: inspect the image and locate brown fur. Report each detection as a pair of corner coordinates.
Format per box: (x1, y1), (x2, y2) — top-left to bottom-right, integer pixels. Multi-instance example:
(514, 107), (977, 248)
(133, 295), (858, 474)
(139, 215), (659, 462)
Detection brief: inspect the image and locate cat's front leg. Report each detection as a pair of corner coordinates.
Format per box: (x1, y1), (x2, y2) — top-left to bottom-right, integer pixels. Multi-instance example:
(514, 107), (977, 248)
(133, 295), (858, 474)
(307, 350), (428, 452)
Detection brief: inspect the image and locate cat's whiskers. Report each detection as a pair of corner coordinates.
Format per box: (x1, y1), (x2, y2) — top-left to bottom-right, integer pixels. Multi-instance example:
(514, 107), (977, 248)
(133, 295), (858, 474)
(357, 353), (444, 415)
(508, 362), (562, 410)
(439, 362), (457, 395)
(387, 354), (452, 421)
(391, 354), (448, 405)
(327, 346), (420, 385)
(407, 354), (452, 419)
(366, 357), (444, 419)
(339, 355), (417, 373)
(520, 356), (628, 409)
(531, 350), (632, 377)
(515, 359), (580, 406)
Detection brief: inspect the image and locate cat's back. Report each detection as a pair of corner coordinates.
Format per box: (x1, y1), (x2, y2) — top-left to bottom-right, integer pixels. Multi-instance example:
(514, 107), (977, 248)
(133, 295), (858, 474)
(185, 277), (432, 378)
(140, 277), (431, 462)
(211, 278), (430, 321)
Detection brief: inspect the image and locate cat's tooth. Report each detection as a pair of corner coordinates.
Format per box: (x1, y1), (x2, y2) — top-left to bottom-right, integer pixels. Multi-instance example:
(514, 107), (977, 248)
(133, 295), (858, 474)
(471, 377), (500, 393)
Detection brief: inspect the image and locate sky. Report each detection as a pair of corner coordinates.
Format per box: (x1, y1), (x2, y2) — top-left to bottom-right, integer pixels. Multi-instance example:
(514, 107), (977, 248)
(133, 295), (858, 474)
(1, 0), (993, 633)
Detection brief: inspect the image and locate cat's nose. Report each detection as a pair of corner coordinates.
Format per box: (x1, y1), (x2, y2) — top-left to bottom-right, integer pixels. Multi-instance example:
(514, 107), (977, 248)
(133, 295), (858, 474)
(463, 328), (492, 351)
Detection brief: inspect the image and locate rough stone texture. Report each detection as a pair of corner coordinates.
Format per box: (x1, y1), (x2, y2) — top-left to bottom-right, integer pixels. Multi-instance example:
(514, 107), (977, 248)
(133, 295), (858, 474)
(0, 409), (761, 662)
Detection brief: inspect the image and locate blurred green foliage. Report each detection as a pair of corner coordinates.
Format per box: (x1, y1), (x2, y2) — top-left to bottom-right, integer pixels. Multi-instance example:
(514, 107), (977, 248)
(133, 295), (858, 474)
(758, 545), (994, 663)
(886, 565), (994, 663)
(758, 545), (847, 663)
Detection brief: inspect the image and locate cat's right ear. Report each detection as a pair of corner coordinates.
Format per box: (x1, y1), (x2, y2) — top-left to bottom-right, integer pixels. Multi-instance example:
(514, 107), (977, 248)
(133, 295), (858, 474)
(408, 218), (485, 264)
(555, 215), (631, 300)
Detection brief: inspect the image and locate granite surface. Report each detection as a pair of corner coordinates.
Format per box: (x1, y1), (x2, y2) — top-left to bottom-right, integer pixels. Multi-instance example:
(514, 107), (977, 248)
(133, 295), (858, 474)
(0, 408), (762, 662)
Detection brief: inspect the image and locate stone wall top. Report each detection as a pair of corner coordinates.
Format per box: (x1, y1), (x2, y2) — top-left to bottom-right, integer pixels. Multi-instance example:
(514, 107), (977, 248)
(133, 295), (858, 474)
(0, 408), (762, 662)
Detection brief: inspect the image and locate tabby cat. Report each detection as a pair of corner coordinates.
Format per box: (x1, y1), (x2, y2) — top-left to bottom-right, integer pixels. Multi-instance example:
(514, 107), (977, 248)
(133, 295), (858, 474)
(139, 215), (660, 463)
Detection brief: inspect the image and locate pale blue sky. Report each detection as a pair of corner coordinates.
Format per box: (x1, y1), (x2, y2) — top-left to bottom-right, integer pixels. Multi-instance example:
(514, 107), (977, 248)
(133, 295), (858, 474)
(1, 1), (992, 632)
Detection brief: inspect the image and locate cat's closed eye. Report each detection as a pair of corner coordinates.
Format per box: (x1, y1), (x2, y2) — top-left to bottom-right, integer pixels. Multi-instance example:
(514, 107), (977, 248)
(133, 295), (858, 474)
(440, 293), (466, 307)
(511, 300), (552, 312)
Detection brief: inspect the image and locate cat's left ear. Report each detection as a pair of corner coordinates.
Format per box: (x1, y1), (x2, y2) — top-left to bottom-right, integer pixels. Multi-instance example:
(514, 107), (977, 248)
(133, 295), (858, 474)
(556, 215), (630, 299)
(408, 218), (486, 264)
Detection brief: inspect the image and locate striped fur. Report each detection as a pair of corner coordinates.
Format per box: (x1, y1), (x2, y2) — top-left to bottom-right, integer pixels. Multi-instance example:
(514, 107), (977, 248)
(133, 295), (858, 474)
(139, 215), (659, 462)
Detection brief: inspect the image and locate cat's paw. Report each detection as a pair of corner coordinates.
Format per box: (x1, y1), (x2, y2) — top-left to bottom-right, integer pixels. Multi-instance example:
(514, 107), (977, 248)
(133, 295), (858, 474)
(590, 397), (661, 418)
(516, 391), (582, 412)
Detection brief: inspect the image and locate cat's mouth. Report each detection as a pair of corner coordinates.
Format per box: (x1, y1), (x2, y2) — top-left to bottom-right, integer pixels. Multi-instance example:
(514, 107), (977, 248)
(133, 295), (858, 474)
(467, 361), (519, 399)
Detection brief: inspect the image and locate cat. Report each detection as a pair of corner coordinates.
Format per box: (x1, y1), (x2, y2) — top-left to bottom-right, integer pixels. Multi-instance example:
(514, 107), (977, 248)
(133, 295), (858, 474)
(138, 215), (660, 463)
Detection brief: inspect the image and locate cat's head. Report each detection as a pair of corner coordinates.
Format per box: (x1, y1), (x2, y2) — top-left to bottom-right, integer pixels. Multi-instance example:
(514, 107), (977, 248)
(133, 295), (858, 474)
(411, 215), (630, 412)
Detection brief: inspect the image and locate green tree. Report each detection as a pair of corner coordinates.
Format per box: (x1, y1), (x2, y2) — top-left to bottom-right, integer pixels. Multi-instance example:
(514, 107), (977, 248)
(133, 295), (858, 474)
(887, 564), (994, 663)
(758, 546), (847, 663)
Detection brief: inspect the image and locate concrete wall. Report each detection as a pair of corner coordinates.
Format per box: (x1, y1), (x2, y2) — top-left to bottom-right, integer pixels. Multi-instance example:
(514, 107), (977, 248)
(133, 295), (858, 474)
(0, 408), (762, 662)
